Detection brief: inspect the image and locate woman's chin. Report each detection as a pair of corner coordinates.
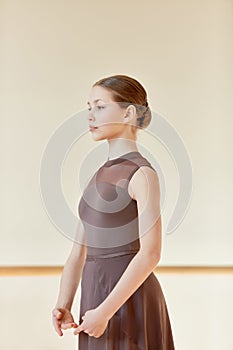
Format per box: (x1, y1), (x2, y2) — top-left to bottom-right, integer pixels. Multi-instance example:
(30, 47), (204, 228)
(90, 132), (106, 141)
(89, 128), (116, 141)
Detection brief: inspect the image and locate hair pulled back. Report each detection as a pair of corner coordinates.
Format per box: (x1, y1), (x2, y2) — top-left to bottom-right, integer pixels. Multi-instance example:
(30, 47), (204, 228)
(93, 74), (152, 131)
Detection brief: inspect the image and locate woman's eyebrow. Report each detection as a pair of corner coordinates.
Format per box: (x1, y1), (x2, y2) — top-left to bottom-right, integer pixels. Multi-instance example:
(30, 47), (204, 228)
(87, 99), (104, 105)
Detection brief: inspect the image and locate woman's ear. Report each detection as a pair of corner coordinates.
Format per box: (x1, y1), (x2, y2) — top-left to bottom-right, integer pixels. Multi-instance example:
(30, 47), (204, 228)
(124, 105), (137, 125)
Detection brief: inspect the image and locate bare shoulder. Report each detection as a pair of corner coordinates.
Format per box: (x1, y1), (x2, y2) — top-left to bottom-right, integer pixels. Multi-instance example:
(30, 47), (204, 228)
(128, 166), (160, 201)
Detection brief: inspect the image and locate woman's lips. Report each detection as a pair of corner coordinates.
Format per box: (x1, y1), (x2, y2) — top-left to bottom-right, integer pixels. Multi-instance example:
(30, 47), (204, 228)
(89, 126), (98, 131)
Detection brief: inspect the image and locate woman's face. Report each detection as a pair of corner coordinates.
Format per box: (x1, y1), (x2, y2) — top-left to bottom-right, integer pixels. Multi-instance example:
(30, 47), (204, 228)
(87, 85), (133, 141)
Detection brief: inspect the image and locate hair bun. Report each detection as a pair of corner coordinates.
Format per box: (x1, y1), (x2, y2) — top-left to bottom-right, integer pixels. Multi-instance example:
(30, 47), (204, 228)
(136, 101), (151, 129)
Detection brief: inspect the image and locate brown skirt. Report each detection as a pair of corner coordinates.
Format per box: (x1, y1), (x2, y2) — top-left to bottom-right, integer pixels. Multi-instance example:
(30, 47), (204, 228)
(78, 252), (175, 350)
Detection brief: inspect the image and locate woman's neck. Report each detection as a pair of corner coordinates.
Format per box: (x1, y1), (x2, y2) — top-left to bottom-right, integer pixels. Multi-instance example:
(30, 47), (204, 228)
(107, 138), (138, 160)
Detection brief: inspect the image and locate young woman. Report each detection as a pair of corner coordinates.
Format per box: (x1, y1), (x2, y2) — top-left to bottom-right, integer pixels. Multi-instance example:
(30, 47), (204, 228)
(52, 74), (175, 349)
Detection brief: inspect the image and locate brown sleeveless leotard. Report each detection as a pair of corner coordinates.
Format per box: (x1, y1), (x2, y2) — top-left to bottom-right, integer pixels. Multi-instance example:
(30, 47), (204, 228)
(78, 151), (175, 350)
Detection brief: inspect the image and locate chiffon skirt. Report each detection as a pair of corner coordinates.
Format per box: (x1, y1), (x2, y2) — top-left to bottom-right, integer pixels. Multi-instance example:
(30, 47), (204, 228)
(78, 252), (175, 350)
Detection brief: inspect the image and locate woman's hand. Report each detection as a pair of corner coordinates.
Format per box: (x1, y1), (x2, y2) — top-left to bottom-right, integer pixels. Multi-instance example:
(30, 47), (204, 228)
(52, 307), (78, 336)
(73, 308), (109, 338)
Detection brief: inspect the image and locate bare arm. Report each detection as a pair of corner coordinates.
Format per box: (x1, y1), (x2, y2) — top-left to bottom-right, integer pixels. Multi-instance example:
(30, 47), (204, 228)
(96, 166), (162, 320)
(55, 219), (87, 310)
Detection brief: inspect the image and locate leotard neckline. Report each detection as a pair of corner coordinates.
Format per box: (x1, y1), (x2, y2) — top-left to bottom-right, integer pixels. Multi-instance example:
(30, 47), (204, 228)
(104, 151), (141, 166)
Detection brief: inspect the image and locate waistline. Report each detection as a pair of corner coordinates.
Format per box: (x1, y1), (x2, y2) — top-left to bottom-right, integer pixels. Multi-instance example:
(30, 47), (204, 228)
(86, 250), (139, 260)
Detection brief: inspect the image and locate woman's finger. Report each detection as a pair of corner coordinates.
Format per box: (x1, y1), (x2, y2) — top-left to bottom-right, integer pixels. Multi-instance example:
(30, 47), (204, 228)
(61, 322), (74, 330)
(52, 308), (63, 320)
(73, 324), (84, 335)
(52, 316), (63, 336)
(56, 311), (63, 320)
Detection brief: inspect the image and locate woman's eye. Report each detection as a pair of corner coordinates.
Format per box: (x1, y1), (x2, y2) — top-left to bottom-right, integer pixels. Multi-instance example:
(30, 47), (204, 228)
(88, 106), (105, 111)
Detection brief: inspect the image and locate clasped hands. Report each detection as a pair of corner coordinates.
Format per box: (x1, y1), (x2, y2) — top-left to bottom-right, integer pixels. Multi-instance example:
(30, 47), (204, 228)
(52, 306), (110, 338)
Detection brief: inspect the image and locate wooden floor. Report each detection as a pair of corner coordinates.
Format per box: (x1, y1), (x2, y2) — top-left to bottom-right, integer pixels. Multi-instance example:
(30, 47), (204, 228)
(0, 265), (232, 276)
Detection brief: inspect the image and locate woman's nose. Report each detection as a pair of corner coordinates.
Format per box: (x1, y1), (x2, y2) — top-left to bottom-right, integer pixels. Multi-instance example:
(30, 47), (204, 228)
(87, 110), (95, 121)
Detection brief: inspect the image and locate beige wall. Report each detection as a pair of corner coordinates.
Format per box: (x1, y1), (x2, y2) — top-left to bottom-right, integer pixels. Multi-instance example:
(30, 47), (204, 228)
(1, 0), (232, 266)
(1, 0), (233, 349)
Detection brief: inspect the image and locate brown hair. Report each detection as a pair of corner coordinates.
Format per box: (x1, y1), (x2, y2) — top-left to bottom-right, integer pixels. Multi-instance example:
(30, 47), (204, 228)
(93, 74), (152, 132)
